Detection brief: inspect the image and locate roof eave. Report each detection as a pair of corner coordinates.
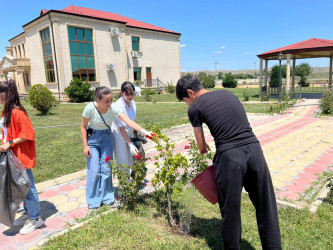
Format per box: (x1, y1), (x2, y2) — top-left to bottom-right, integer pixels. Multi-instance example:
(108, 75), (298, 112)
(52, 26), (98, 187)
(22, 10), (180, 35)
(257, 46), (333, 59)
(126, 25), (181, 36)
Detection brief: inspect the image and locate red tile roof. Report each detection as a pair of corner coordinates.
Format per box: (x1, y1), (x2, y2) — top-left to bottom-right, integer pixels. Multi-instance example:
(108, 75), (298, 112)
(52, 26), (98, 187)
(40, 5), (180, 35)
(258, 38), (333, 57)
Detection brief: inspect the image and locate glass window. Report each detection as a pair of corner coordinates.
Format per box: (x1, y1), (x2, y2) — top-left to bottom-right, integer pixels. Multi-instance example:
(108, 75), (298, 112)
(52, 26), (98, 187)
(133, 67), (141, 81)
(68, 26), (95, 81)
(40, 28), (55, 83)
(132, 37), (140, 51)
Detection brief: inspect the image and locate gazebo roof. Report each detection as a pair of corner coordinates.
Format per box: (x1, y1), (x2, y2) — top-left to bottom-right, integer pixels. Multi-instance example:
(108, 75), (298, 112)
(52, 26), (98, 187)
(257, 38), (333, 60)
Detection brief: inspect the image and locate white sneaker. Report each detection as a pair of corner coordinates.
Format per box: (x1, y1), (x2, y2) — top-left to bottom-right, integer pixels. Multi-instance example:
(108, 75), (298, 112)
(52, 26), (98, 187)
(19, 217), (44, 235)
(13, 213), (29, 227)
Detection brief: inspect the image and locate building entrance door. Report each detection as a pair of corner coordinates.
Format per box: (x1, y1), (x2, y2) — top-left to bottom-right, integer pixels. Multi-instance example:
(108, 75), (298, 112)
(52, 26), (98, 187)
(146, 67), (152, 87)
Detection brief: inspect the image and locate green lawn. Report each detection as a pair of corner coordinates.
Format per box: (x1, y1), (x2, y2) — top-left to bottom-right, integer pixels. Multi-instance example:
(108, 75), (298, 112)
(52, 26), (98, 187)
(134, 88), (261, 102)
(19, 90), (284, 183)
(43, 191), (333, 249)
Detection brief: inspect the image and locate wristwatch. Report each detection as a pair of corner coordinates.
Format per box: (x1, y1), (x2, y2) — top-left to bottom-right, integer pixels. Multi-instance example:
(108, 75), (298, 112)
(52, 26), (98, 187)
(9, 140), (15, 147)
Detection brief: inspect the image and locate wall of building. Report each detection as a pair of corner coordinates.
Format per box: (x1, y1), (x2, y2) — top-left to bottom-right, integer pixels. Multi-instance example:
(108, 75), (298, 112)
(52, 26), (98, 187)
(18, 12), (180, 96)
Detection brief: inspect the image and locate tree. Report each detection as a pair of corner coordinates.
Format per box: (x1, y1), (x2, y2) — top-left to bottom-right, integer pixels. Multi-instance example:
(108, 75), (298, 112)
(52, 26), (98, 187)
(296, 63), (311, 87)
(222, 73), (238, 88)
(197, 72), (215, 88)
(269, 64), (287, 88)
(64, 78), (94, 103)
(28, 84), (58, 115)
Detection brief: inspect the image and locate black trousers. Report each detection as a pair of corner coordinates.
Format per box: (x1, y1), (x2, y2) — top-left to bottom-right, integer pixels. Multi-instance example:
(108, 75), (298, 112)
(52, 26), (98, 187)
(214, 142), (281, 250)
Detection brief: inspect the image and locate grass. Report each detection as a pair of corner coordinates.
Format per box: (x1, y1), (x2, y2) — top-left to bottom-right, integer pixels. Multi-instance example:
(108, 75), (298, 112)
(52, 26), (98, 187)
(43, 191), (333, 249)
(19, 88), (288, 183)
(134, 88), (262, 102)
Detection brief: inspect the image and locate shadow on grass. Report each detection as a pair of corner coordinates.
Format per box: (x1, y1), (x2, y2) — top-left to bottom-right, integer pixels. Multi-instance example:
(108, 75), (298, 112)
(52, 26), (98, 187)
(34, 112), (56, 116)
(190, 215), (255, 250)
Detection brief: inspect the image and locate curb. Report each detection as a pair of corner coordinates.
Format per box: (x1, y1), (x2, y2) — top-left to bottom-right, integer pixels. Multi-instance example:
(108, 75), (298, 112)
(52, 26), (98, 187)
(309, 181), (331, 213)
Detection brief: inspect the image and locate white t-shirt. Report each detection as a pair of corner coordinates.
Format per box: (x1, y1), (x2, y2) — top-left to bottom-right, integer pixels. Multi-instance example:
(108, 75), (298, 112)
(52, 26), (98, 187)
(82, 102), (123, 130)
(112, 97), (136, 130)
(0, 117), (7, 143)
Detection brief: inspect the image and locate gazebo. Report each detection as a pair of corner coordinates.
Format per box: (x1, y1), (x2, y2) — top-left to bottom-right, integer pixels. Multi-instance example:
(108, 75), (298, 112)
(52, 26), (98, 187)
(257, 38), (333, 92)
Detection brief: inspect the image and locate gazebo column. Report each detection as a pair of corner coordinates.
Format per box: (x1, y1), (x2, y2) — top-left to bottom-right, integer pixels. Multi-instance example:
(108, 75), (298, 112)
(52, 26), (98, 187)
(329, 56), (333, 90)
(264, 59), (268, 91)
(286, 54), (291, 92)
(292, 58), (296, 90)
(259, 58), (263, 91)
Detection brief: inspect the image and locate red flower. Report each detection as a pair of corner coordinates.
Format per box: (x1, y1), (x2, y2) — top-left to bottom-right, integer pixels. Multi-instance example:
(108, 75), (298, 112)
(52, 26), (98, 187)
(135, 155), (142, 159)
(105, 156), (111, 163)
(184, 145), (190, 149)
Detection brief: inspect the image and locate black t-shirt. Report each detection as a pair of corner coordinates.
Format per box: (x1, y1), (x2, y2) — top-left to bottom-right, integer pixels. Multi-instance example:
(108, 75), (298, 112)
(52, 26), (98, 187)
(188, 90), (258, 154)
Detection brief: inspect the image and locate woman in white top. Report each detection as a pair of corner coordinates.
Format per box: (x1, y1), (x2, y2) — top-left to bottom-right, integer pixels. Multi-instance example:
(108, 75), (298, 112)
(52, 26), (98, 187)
(80, 86), (153, 210)
(112, 82), (137, 169)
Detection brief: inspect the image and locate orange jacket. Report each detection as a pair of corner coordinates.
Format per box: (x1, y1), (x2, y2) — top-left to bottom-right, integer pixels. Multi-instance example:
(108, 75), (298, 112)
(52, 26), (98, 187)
(1, 109), (36, 169)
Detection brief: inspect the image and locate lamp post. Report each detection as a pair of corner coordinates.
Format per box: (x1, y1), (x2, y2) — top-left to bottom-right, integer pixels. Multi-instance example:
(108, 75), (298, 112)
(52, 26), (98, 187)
(278, 52), (283, 104)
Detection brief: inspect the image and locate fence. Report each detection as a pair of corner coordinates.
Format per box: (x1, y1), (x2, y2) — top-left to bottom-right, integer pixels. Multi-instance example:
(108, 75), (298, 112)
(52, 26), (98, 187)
(143, 78), (167, 89)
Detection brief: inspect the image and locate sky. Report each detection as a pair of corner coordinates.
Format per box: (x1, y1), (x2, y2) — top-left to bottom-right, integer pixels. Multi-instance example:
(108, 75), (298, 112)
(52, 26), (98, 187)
(1, 0), (333, 72)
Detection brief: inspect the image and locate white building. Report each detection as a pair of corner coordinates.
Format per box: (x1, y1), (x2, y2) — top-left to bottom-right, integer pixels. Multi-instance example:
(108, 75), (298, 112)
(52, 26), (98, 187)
(0, 5), (181, 100)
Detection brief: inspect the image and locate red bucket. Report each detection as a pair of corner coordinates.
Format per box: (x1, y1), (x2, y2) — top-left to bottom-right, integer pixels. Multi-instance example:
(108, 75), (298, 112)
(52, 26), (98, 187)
(190, 165), (218, 205)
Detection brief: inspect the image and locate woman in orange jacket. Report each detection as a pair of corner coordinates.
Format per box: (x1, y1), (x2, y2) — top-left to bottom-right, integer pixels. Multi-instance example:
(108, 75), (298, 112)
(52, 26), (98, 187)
(0, 80), (44, 235)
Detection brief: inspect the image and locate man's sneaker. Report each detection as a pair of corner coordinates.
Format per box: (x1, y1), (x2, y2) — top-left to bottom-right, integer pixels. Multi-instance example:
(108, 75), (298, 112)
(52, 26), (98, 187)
(19, 217), (44, 235)
(13, 213), (29, 227)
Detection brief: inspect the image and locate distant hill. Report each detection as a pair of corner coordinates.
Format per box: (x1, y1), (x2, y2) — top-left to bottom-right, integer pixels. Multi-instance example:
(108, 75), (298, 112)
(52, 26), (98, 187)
(182, 67), (330, 76)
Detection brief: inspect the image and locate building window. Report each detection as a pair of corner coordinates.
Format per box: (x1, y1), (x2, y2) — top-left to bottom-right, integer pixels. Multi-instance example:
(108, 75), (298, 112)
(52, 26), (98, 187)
(132, 37), (140, 51)
(133, 67), (141, 81)
(68, 26), (95, 81)
(40, 28), (55, 83)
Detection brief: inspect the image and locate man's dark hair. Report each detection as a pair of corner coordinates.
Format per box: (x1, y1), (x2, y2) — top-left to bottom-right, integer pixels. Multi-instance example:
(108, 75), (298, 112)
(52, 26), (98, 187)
(176, 76), (203, 100)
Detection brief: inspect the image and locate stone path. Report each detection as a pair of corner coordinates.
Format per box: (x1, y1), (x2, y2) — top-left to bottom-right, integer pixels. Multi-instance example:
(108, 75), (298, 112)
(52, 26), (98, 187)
(1, 99), (333, 249)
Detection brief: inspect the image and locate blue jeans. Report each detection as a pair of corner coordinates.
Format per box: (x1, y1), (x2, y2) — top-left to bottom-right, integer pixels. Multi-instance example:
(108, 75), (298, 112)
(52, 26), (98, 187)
(24, 169), (41, 220)
(86, 129), (114, 208)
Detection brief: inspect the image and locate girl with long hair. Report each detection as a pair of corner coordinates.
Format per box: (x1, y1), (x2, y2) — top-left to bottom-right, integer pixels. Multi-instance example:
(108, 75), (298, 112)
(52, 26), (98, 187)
(0, 80), (44, 234)
(81, 86), (153, 210)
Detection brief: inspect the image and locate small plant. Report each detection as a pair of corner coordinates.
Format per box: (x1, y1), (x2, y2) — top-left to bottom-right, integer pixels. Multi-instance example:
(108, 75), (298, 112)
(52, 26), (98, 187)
(167, 83), (175, 93)
(108, 157), (147, 210)
(64, 77), (94, 103)
(243, 91), (250, 102)
(260, 91), (270, 102)
(320, 90), (333, 114)
(151, 126), (189, 228)
(28, 84), (58, 115)
(156, 86), (163, 95)
(185, 138), (213, 176)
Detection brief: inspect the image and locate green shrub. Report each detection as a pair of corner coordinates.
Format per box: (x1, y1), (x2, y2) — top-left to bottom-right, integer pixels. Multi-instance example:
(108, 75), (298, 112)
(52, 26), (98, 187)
(320, 90), (333, 114)
(156, 86), (163, 95)
(199, 75), (215, 89)
(243, 91), (250, 102)
(28, 84), (58, 115)
(298, 78), (310, 87)
(222, 73), (238, 88)
(64, 77), (94, 103)
(109, 159), (147, 210)
(260, 92), (270, 101)
(167, 83), (175, 93)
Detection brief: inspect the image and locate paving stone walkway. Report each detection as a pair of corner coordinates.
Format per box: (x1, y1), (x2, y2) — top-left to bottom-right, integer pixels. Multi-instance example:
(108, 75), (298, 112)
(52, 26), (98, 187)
(1, 99), (333, 249)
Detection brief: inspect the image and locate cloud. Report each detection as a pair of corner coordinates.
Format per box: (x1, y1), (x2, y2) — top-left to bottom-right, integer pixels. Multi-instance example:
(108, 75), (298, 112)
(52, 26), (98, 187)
(244, 52), (248, 55)
(180, 44), (186, 48)
(221, 46), (226, 49)
(214, 51), (222, 54)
